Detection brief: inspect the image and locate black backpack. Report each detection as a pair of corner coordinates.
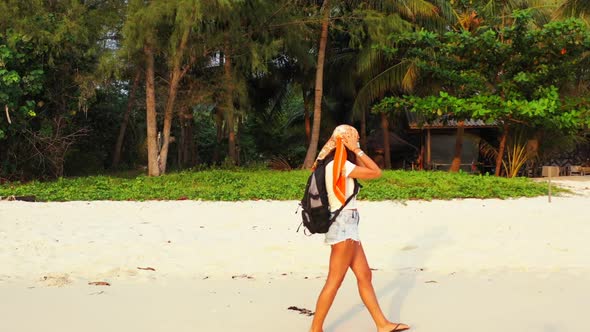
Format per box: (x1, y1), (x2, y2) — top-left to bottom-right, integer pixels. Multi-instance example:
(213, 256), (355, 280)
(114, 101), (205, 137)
(297, 155), (360, 234)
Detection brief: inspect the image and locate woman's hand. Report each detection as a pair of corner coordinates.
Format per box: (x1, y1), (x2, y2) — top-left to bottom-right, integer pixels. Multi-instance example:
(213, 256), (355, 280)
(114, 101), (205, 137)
(341, 135), (360, 152)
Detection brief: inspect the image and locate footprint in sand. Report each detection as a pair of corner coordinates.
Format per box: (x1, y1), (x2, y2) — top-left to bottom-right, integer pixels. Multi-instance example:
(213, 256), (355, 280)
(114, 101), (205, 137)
(40, 273), (73, 287)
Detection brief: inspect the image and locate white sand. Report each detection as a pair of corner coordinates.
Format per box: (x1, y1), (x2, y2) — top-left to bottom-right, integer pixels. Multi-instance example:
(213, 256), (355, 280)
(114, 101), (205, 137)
(0, 177), (589, 332)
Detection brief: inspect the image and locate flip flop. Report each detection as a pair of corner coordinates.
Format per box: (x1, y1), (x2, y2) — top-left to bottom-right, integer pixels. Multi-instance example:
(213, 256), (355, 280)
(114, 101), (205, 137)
(390, 323), (410, 332)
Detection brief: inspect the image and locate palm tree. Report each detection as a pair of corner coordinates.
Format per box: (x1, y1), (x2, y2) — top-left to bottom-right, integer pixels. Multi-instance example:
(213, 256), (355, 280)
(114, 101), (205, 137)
(352, 0), (559, 172)
(350, 1), (453, 169)
(300, 0), (451, 169)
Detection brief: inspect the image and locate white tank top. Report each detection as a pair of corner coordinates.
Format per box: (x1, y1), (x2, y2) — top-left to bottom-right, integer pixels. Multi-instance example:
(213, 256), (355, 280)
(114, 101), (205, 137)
(325, 160), (358, 212)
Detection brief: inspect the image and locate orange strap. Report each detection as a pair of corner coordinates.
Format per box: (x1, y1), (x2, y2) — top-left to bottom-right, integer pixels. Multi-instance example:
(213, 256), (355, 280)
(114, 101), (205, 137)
(333, 137), (347, 205)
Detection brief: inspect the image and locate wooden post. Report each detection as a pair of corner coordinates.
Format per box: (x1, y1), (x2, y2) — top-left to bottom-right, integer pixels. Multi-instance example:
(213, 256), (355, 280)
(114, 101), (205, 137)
(548, 169), (552, 203)
(426, 128), (432, 169)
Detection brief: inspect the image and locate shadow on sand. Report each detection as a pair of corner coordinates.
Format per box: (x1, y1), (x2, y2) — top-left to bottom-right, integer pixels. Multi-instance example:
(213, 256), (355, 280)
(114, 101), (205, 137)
(325, 226), (449, 332)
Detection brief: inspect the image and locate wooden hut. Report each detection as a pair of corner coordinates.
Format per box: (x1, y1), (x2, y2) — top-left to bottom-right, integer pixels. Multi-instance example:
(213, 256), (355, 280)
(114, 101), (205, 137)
(406, 111), (498, 172)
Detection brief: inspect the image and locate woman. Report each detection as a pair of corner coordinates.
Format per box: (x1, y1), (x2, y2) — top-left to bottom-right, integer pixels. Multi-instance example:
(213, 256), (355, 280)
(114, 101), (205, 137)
(310, 125), (410, 332)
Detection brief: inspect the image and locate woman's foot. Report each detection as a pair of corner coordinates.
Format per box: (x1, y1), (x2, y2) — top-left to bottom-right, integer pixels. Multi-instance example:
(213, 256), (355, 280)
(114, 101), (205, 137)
(378, 321), (410, 332)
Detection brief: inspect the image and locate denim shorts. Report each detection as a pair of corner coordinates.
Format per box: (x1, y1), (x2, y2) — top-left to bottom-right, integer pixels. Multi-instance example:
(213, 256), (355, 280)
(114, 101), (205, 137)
(325, 209), (360, 245)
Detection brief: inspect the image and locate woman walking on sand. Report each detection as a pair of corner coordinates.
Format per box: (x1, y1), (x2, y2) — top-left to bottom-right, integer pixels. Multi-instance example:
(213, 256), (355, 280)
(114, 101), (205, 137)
(309, 125), (409, 332)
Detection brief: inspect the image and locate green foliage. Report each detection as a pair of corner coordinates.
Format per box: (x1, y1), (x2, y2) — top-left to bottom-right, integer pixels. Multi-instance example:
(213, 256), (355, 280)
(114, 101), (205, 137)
(0, 31), (44, 139)
(374, 87), (584, 132)
(1, 1), (589, 181)
(0, 0), (126, 179)
(243, 83), (307, 166)
(0, 169), (554, 202)
(373, 12), (590, 133)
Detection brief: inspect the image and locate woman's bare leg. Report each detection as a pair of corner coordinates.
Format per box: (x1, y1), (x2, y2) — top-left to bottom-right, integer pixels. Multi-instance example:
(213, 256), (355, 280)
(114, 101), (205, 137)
(310, 239), (358, 332)
(350, 243), (410, 332)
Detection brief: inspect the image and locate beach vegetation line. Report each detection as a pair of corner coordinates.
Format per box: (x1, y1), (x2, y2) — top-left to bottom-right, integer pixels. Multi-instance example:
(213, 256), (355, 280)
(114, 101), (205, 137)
(0, 170), (555, 202)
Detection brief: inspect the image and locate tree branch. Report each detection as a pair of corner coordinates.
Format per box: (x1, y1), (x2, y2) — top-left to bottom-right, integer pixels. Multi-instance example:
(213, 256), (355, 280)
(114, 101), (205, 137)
(5, 105), (11, 125)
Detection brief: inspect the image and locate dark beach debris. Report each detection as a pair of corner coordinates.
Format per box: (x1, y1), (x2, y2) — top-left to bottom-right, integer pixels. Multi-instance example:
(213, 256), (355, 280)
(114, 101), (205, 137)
(88, 281), (110, 286)
(370, 268), (379, 271)
(89, 291), (105, 295)
(425, 280), (438, 284)
(137, 267), (156, 271)
(232, 274), (254, 280)
(202, 276), (209, 280)
(1, 195), (36, 202)
(288, 306), (314, 316)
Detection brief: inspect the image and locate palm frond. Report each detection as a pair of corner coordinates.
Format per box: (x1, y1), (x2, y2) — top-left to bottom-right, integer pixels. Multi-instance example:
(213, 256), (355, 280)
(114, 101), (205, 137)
(521, 0), (560, 26)
(395, 0), (438, 21)
(429, 0), (460, 27)
(352, 59), (416, 118)
(479, 139), (499, 160)
(558, 0), (590, 17)
(355, 46), (386, 80)
(402, 60), (419, 91)
(480, 0), (499, 19)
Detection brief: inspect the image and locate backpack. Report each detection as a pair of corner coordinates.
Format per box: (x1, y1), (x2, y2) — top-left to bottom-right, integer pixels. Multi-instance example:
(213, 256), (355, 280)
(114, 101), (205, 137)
(297, 155), (360, 235)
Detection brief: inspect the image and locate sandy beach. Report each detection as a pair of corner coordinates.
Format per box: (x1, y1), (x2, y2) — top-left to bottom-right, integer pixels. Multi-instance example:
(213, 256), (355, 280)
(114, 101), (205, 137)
(1, 177), (589, 332)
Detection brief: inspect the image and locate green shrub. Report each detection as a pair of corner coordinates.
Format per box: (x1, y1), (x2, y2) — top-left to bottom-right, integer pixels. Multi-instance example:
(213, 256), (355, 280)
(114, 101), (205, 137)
(0, 169), (557, 202)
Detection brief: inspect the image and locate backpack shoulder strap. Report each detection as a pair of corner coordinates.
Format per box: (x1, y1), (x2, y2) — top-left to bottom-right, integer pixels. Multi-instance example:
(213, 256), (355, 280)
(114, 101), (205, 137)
(329, 178), (361, 222)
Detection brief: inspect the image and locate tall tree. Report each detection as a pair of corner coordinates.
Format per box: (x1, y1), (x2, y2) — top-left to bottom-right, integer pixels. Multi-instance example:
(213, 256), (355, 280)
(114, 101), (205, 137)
(302, 0), (331, 169)
(123, 0), (206, 175)
(223, 39), (238, 164)
(144, 43), (160, 176)
(0, 0), (123, 178)
(350, 1), (449, 168)
(201, 0), (303, 165)
(158, 2), (199, 173)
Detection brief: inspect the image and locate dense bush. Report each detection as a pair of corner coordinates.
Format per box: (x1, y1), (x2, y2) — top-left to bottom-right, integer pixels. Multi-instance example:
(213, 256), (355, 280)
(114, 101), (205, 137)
(0, 170), (553, 202)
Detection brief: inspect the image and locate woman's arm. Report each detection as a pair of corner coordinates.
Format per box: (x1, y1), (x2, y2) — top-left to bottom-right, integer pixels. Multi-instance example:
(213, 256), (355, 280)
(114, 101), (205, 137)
(348, 149), (382, 179)
(354, 149), (367, 168)
(343, 138), (382, 180)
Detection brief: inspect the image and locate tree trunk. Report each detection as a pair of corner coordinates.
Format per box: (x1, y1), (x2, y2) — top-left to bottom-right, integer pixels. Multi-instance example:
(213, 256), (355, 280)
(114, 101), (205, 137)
(303, 90), (311, 144)
(177, 106), (188, 168)
(495, 122), (509, 176)
(188, 115), (197, 166)
(158, 69), (182, 173)
(112, 70), (141, 169)
(227, 110), (237, 164)
(158, 25), (191, 174)
(426, 128), (432, 169)
(381, 112), (391, 169)
(302, 0), (330, 169)
(450, 120), (465, 172)
(178, 106), (196, 169)
(360, 108), (367, 151)
(237, 115), (244, 165)
(144, 45), (160, 176)
(212, 109), (223, 164)
(223, 43), (238, 165)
